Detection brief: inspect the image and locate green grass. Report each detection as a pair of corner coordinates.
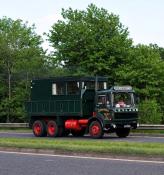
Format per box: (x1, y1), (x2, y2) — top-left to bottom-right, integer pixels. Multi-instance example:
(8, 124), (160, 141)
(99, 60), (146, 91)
(0, 138), (164, 157)
(132, 129), (164, 134)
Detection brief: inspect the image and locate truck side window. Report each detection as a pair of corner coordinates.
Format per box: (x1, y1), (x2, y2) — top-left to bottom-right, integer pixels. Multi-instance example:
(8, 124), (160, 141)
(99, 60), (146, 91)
(52, 83), (57, 95)
(52, 83), (64, 95)
(82, 81), (95, 89)
(98, 95), (107, 106)
(67, 81), (79, 95)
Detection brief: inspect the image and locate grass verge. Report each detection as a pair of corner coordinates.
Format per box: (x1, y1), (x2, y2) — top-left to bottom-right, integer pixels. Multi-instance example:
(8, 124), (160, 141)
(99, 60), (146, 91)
(0, 138), (164, 157)
(132, 129), (164, 134)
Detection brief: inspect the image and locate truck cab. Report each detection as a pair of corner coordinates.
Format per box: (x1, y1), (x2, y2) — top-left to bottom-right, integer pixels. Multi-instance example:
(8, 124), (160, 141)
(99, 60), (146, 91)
(95, 86), (138, 138)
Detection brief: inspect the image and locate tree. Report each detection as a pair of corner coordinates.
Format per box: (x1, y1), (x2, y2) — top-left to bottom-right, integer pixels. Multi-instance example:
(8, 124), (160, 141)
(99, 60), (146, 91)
(115, 44), (164, 100)
(48, 4), (132, 83)
(0, 17), (46, 122)
(115, 44), (164, 123)
(150, 44), (164, 60)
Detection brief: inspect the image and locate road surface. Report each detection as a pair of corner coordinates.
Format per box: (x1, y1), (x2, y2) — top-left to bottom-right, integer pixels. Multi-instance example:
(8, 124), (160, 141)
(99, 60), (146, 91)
(0, 151), (164, 175)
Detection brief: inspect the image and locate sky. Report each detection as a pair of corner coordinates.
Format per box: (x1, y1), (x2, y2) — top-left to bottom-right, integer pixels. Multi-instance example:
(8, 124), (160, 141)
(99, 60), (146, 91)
(0, 0), (164, 50)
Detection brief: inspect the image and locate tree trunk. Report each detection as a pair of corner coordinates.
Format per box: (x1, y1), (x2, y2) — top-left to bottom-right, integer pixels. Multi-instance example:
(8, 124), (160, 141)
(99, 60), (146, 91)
(6, 66), (11, 123)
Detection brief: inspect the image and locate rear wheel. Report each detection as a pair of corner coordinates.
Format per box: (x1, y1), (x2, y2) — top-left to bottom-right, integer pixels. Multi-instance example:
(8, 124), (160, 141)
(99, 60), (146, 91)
(89, 121), (104, 139)
(32, 120), (47, 137)
(47, 120), (59, 137)
(116, 128), (130, 138)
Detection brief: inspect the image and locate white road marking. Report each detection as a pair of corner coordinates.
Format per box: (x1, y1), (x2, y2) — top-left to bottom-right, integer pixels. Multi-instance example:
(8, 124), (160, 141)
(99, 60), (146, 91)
(0, 150), (164, 164)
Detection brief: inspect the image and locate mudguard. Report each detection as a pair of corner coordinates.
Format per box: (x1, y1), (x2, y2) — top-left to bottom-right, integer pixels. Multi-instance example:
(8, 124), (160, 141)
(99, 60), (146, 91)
(88, 112), (105, 129)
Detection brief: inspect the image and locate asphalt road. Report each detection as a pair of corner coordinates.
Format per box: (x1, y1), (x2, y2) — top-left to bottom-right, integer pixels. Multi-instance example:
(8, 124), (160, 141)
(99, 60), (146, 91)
(0, 132), (164, 143)
(0, 151), (164, 175)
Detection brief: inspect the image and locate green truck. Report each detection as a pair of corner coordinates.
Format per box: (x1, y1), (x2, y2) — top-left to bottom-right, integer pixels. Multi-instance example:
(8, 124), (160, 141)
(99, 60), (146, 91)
(25, 76), (138, 138)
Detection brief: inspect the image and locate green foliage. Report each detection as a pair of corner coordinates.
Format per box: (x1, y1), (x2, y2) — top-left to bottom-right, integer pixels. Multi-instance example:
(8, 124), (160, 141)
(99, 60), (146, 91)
(0, 17), (47, 122)
(115, 45), (164, 99)
(48, 4), (132, 83)
(139, 100), (162, 124)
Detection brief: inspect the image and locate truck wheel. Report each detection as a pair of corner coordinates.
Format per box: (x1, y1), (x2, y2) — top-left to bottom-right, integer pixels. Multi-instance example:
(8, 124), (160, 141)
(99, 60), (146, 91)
(47, 120), (59, 137)
(89, 121), (104, 139)
(71, 129), (86, 137)
(32, 120), (47, 137)
(116, 128), (130, 138)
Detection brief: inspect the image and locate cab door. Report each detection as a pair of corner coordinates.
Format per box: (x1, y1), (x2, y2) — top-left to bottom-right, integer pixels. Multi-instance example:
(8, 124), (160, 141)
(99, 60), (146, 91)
(97, 94), (107, 108)
(96, 93), (112, 122)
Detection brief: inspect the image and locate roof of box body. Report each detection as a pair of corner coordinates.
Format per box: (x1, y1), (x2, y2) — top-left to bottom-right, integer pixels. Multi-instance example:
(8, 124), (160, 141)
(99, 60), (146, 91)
(32, 76), (108, 82)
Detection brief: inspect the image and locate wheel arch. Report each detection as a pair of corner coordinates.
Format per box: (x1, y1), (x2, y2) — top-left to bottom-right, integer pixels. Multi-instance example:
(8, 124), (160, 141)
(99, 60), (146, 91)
(29, 116), (58, 128)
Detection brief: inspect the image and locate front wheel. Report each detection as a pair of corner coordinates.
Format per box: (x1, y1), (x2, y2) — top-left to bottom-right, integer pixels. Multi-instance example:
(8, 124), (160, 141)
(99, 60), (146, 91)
(89, 121), (104, 139)
(116, 128), (130, 138)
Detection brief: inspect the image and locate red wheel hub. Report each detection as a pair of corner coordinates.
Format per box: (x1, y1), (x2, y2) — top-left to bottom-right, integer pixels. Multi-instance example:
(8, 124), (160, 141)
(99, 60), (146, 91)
(34, 123), (41, 135)
(89, 121), (103, 138)
(48, 123), (56, 136)
(91, 125), (100, 136)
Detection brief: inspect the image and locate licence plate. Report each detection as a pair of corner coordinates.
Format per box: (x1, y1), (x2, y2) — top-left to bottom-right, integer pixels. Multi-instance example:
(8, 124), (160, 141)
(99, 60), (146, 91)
(124, 125), (131, 128)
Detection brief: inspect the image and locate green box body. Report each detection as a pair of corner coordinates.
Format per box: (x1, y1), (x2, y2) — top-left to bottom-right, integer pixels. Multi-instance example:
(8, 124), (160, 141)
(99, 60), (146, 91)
(25, 77), (106, 122)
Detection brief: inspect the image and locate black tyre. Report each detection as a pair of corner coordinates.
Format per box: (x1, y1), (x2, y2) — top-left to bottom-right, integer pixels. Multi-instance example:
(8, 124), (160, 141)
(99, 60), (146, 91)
(116, 128), (130, 138)
(71, 129), (86, 137)
(89, 121), (104, 139)
(32, 120), (47, 137)
(47, 120), (59, 137)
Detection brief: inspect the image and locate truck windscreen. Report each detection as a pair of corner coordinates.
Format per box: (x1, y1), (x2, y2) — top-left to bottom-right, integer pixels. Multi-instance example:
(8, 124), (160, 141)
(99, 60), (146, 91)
(113, 92), (134, 108)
